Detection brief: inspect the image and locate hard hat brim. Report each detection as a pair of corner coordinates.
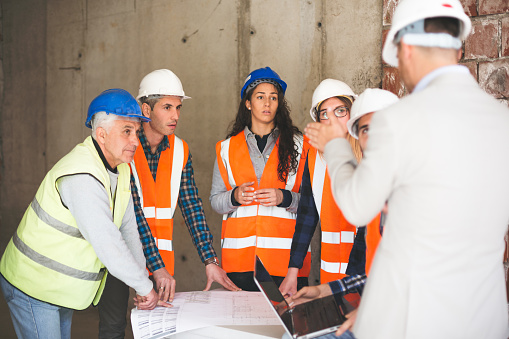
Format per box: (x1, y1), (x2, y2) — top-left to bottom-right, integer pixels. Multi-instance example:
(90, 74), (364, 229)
(346, 88), (400, 139)
(136, 94), (191, 101)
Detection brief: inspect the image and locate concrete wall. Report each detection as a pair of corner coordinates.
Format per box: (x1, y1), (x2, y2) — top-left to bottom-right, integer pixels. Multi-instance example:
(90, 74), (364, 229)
(1, 0), (47, 249)
(0, 0), (383, 294)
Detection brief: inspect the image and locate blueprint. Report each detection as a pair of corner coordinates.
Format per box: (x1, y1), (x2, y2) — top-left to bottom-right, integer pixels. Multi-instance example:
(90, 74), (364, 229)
(131, 290), (280, 339)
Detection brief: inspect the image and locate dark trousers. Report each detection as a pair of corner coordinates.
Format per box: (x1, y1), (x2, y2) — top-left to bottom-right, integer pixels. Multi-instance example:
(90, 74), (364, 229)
(98, 274), (157, 339)
(98, 274), (130, 339)
(227, 271), (308, 292)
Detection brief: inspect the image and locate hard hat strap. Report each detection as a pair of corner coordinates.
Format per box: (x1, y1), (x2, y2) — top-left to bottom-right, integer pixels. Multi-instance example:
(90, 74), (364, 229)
(394, 18), (461, 49)
(402, 33), (462, 49)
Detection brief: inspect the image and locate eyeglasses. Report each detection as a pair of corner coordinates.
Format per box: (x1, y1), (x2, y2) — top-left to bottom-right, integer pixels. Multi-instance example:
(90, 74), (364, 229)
(318, 106), (349, 120)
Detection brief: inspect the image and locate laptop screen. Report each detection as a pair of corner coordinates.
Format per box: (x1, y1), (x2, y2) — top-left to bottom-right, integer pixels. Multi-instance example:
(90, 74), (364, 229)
(254, 255), (354, 338)
(254, 255), (291, 316)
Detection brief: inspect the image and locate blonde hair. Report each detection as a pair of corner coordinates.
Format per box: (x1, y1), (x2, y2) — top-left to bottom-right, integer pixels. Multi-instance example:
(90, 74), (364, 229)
(317, 133), (362, 164)
(347, 133), (363, 163)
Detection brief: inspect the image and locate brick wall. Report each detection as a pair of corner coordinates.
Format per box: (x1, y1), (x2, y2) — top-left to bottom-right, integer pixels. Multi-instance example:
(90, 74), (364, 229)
(382, 0), (509, 107)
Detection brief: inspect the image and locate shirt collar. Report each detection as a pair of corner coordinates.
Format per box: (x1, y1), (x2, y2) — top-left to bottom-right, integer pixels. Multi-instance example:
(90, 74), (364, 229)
(92, 137), (118, 173)
(138, 124), (170, 155)
(244, 125), (280, 138)
(413, 65), (470, 94)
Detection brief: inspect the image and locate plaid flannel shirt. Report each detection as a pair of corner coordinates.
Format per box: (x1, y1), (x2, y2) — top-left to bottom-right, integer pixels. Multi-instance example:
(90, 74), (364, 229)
(328, 274), (366, 297)
(131, 126), (216, 272)
(288, 156), (320, 268)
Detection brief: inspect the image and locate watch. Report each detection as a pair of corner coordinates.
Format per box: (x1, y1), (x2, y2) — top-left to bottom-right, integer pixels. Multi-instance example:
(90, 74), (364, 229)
(204, 257), (220, 267)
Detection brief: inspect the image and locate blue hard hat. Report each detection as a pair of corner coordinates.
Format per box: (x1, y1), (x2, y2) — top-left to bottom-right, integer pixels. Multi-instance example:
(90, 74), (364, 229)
(240, 67), (287, 99)
(85, 88), (150, 128)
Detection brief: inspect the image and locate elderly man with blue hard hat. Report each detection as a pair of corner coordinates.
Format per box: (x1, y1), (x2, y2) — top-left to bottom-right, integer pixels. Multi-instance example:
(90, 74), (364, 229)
(0, 89), (170, 339)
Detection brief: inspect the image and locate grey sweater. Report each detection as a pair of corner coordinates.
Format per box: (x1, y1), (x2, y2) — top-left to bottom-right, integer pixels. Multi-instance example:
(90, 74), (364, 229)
(57, 170), (153, 297)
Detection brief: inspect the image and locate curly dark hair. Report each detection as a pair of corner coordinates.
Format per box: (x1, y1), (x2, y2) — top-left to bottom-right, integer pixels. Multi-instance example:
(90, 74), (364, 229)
(226, 84), (302, 183)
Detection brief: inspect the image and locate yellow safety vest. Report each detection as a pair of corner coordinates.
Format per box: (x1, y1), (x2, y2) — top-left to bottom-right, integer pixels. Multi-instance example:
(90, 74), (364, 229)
(0, 136), (130, 310)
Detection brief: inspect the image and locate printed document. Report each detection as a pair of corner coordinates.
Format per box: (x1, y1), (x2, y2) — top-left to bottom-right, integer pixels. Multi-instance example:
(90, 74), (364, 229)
(131, 290), (280, 339)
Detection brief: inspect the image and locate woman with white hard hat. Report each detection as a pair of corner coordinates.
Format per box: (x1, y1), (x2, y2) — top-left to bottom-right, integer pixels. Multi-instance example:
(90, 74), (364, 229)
(287, 88), (400, 339)
(280, 79), (363, 297)
(210, 67), (311, 291)
(309, 79), (362, 160)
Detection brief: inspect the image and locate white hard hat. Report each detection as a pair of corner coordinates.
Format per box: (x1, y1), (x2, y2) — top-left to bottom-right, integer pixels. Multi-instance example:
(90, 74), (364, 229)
(137, 69), (191, 100)
(347, 88), (399, 139)
(309, 79), (356, 121)
(382, 0), (471, 67)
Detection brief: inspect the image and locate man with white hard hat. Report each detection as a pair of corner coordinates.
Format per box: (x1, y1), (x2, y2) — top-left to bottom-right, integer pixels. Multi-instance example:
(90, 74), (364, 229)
(305, 0), (509, 337)
(346, 88), (399, 278)
(98, 70), (239, 338)
(347, 88), (399, 151)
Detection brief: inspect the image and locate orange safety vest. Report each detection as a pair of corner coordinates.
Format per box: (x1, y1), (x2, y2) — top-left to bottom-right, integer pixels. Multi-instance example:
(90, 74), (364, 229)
(130, 134), (189, 275)
(216, 131), (311, 277)
(365, 213), (383, 275)
(308, 148), (357, 283)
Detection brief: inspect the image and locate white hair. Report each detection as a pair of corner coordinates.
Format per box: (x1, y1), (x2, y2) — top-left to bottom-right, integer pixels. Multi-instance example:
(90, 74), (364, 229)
(91, 112), (140, 139)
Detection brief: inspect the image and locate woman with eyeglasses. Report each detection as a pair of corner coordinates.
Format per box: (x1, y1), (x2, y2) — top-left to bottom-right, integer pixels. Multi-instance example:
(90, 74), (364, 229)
(210, 67), (311, 291)
(280, 79), (363, 297)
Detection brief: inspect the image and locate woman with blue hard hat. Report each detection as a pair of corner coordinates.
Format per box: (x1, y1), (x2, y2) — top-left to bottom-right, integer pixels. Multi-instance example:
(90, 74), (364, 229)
(210, 67), (311, 291)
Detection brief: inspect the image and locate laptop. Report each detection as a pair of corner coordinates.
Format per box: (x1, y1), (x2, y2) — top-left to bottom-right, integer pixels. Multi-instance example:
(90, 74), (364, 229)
(253, 255), (359, 339)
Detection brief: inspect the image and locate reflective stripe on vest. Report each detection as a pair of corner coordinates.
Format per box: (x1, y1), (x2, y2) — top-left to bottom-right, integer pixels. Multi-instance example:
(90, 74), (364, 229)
(225, 204), (297, 220)
(130, 134), (188, 275)
(321, 260), (348, 275)
(311, 152), (327, 219)
(12, 230), (104, 281)
(141, 207), (174, 219)
(308, 147), (357, 283)
(322, 231), (355, 244)
(0, 136), (129, 310)
(155, 237), (173, 251)
(221, 235), (311, 252)
(222, 235), (257, 249)
(30, 197), (84, 239)
(216, 131), (311, 277)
